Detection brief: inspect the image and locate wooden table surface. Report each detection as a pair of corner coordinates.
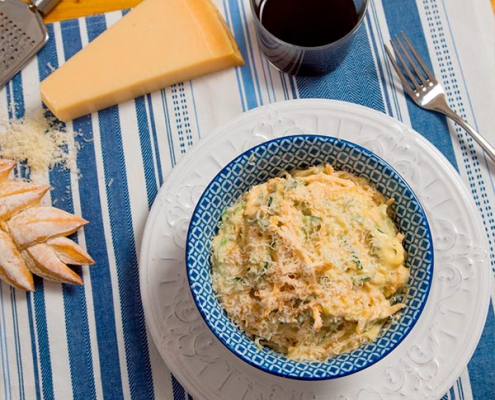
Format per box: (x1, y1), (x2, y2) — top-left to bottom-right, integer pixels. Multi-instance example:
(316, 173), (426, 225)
(43, 0), (143, 23)
(43, 0), (495, 23)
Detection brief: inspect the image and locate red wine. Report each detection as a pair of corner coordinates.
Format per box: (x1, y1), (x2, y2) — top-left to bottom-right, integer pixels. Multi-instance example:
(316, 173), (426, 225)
(258, 0), (359, 47)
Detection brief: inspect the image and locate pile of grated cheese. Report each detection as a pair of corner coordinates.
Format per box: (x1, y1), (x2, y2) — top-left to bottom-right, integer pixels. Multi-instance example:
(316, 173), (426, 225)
(0, 113), (80, 176)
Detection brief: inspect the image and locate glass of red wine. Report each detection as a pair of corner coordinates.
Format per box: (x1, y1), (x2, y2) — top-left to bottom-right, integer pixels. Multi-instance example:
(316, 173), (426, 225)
(250, 0), (369, 76)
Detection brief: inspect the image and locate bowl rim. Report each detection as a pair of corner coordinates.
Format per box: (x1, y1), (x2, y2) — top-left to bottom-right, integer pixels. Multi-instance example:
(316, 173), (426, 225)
(185, 134), (434, 380)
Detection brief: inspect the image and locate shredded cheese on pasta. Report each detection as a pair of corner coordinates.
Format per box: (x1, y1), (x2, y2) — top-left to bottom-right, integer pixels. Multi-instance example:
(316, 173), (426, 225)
(211, 164), (408, 360)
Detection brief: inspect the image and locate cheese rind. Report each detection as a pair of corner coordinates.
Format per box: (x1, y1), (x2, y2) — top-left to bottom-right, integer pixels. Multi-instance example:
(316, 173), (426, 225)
(40, 0), (244, 122)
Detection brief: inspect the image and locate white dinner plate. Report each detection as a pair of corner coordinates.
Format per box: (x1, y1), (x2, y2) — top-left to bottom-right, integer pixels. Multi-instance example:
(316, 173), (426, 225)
(139, 99), (491, 400)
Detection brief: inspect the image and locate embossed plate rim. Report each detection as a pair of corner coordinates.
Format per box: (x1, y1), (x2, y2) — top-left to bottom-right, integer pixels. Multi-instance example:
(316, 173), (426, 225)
(139, 99), (491, 400)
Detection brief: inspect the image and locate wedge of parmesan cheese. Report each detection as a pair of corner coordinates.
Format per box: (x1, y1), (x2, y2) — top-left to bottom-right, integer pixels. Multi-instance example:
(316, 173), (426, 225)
(40, 0), (244, 122)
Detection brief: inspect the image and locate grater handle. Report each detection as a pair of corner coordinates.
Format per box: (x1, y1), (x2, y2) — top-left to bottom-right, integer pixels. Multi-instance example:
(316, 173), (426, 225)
(31, 0), (62, 15)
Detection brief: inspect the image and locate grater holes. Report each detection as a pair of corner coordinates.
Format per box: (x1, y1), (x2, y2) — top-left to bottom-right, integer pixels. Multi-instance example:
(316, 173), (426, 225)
(0, 11), (38, 72)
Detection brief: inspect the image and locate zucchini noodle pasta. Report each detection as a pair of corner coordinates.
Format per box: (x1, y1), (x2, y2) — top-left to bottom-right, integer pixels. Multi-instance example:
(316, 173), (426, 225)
(210, 164), (408, 360)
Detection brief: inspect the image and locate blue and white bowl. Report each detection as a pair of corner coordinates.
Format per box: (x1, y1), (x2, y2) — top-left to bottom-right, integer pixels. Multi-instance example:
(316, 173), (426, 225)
(186, 135), (433, 380)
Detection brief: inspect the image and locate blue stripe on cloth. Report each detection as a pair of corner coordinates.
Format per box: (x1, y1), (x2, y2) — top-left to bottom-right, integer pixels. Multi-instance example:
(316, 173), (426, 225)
(457, 378), (464, 400)
(220, 0), (247, 112)
(31, 280), (54, 399)
(170, 85), (186, 155)
(223, 0), (259, 110)
(72, 111), (125, 399)
(171, 375), (185, 400)
(98, 104), (154, 399)
(160, 90), (178, 167)
(10, 290), (25, 400)
(380, 0), (457, 169)
(7, 73), (25, 121)
(364, 10), (395, 118)
(172, 82), (194, 155)
(134, 96), (159, 209)
(0, 286), (11, 400)
(5, 84), (13, 120)
(189, 82), (202, 141)
(295, 24), (385, 113)
(279, 71), (289, 101)
(54, 175), (97, 400)
(181, 86), (194, 149)
(25, 294), (41, 400)
(4, 76), (19, 120)
(6, 49), (25, 124)
(92, 42), (154, 396)
(468, 302), (495, 400)
(44, 19), (98, 400)
(288, 76), (298, 100)
(146, 94), (164, 185)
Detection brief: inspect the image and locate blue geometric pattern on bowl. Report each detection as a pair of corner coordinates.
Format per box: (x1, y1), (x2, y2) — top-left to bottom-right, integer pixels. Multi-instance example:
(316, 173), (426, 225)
(186, 135), (434, 380)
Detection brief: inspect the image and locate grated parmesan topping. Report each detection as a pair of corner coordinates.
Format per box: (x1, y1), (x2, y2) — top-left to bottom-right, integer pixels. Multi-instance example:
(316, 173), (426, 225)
(211, 164), (409, 361)
(0, 113), (80, 177)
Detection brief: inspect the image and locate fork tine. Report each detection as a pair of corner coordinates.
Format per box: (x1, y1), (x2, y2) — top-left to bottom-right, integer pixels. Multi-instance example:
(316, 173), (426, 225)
(389, 39), (422, 92)
(401, 32), (437, 84)
(384, 44), (417, 99)
(395, 35), (429, 88)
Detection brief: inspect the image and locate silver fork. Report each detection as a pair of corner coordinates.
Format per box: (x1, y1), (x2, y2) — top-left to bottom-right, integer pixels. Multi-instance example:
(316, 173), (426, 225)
(385, 32), (495, 163)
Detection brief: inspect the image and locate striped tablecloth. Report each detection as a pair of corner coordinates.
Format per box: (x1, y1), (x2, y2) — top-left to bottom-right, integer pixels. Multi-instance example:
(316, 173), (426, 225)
(1, 0), (494, 399)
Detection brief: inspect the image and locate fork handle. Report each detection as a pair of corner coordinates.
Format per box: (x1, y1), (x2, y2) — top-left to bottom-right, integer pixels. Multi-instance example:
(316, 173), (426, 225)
(435, 101), (495, 163)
